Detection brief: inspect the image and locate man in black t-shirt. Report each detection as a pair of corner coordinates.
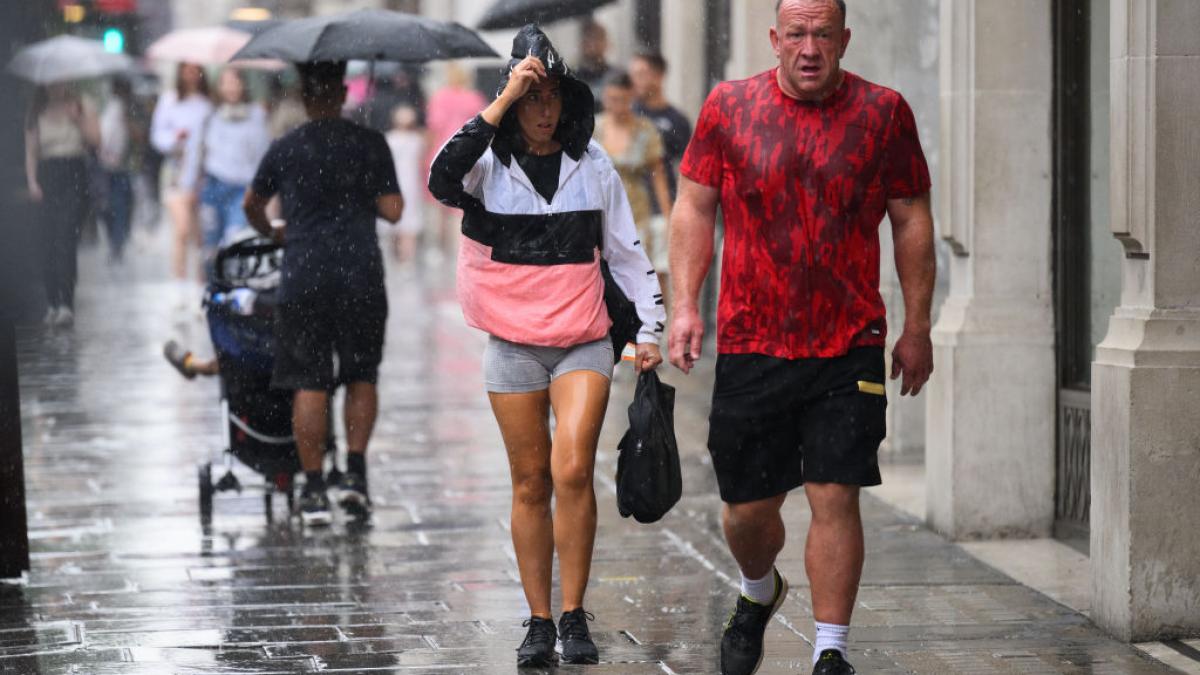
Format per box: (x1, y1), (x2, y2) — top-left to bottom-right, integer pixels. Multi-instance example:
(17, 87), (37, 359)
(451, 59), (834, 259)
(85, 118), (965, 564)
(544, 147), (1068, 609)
(629, 52), (692, 204)
(244, 61), (403, 527)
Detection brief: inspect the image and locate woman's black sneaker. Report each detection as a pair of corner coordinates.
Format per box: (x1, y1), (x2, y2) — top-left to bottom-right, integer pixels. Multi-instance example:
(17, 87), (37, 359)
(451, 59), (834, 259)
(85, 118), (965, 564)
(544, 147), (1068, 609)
(516, 616), (558, 668)
(811, 649), (856, 674)
(559, 608), (599, 664)
(720, 568), (788, 675)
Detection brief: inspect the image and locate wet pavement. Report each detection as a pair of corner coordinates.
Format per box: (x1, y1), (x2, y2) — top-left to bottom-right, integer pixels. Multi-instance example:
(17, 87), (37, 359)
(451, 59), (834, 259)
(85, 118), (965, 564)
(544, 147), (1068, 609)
(3, 228), (1184, 674)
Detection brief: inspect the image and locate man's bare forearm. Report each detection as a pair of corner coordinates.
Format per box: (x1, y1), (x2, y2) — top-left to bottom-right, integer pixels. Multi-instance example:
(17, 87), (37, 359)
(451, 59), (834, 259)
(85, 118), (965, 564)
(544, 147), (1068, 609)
(891, 200), (936, 332)
(669, 197), (716, 310)
(243, 192), (272, 238)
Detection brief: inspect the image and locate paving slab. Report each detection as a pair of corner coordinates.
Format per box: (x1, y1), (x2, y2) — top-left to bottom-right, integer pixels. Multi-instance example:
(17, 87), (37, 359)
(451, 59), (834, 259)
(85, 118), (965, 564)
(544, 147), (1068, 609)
(1, 238), (1184, 674)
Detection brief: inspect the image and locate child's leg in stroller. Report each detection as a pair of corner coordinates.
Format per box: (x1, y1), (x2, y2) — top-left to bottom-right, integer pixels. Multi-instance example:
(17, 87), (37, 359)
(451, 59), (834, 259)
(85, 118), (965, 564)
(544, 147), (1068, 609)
(293, 389), (331, 488)
(163, 340), (220, 379)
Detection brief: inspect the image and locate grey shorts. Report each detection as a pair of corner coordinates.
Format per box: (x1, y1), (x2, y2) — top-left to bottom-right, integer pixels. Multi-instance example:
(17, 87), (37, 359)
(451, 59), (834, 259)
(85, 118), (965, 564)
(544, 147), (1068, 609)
(484, 336), (614, 393)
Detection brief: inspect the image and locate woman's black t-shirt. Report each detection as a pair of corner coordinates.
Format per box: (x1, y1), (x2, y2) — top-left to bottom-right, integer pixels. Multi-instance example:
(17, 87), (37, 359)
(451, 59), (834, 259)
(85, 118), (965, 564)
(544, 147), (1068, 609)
(515, 150), (563, 204)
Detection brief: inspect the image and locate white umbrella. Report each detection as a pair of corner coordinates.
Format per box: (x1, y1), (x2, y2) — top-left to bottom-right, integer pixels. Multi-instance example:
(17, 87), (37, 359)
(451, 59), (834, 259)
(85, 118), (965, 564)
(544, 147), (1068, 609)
(7, 35), (133, 84)
(147, 26), (252, 65)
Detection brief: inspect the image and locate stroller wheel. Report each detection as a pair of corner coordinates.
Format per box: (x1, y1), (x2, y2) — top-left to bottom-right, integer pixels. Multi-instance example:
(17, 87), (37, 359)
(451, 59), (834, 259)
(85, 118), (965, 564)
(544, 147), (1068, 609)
(198, 462), (214, 521)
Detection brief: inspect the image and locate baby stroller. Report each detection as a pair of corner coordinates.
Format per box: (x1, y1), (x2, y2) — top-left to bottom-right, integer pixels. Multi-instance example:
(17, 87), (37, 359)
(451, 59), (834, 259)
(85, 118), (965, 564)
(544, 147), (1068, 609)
(197, 236), (338, 522)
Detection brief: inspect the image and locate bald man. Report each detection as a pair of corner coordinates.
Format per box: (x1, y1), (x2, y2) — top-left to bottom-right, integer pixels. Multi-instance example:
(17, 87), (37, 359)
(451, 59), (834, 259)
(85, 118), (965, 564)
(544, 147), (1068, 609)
(669, 1), (936, 673)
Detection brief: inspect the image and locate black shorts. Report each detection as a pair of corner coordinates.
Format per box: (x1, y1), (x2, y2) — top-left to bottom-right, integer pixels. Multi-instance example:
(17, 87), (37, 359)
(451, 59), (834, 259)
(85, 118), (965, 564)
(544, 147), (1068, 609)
(271, 290), (388, 392)
(707, 347), (886, 504)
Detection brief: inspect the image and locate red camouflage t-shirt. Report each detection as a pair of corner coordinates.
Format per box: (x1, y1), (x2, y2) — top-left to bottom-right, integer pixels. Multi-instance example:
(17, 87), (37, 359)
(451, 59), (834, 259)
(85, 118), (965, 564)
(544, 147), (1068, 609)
(680, 69), (931, 359)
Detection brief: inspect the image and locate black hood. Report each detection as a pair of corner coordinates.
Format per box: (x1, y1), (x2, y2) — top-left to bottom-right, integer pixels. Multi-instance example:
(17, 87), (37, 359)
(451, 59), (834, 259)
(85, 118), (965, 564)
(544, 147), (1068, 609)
(492, 24), (595, 164)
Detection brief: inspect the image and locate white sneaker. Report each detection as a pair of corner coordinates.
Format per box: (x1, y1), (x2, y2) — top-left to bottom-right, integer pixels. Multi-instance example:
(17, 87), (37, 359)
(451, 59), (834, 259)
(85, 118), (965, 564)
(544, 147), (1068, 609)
(54, 307), (74, 327)
(43, 307), (58, 326)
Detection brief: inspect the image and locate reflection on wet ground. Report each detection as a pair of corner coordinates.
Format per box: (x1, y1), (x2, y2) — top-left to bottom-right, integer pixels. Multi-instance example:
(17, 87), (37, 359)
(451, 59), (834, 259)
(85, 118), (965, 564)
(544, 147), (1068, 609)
(3, 235), (1181, 673)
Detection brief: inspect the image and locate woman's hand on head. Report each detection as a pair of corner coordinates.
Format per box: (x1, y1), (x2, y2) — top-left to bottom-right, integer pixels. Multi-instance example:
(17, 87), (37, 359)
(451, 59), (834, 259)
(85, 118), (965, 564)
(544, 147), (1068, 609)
(634, 343), (663, 373)
(501, 56), (547, 103)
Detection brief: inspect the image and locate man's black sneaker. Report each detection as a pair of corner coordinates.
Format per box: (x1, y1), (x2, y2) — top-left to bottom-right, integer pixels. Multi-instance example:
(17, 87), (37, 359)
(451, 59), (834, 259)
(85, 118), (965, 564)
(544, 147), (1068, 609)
(516, 616), (558, 668)
(720, 568), (788, 675)
(559, 608), (599, 664)
(811, 649), (855, 674)
(299, 489), (332, 527)
(338, 472), (371, 521)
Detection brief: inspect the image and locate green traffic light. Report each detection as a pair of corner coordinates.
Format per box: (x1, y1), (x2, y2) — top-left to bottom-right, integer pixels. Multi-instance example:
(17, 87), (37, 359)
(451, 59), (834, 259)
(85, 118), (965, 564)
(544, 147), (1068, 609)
(103, 28), (125, 54)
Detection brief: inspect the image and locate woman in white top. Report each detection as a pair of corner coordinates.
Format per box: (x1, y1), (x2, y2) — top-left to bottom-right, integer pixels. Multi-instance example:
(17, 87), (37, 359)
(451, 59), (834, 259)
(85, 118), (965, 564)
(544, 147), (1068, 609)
(24, 82), (100, 327)
(381, 104), (425, 262)
(185, 68), (270, 268)
(150, 62), (211, 280)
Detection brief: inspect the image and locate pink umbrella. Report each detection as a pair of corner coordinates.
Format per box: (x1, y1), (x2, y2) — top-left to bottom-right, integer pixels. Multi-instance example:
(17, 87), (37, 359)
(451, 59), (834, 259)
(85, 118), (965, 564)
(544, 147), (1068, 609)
(148, 26), (284, 70)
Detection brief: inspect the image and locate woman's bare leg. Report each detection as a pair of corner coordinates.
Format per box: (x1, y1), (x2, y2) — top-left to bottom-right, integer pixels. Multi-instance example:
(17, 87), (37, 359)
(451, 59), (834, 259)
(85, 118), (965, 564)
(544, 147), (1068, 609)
(548, 370), (610, 612)
(489, 390), (554, 619)
(165, 192), (196, 280)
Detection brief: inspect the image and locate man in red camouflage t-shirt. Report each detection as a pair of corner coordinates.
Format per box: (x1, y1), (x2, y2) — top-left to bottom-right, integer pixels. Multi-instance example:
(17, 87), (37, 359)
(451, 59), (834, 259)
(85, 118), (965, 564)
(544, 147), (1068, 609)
(668, 1), (936, 673)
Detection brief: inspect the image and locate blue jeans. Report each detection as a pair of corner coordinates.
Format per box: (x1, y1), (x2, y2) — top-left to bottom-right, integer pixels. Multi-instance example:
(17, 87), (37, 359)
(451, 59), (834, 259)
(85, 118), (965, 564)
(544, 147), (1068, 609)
(104, 171), (132, 260)
(200, 174), (249, 250)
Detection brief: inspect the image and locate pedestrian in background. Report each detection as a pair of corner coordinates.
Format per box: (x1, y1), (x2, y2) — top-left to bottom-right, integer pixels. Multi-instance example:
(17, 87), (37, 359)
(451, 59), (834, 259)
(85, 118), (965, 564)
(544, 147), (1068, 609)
(266, 73), (307, 141)
(594, 72), (672, 299)
(382, 104), (425, 264)
(24, 82), (100, 327)
(186, 68), (270, 272)
(575, 19), (612, 111)
(150, 62), (211, 282)
(98, 77), (135, 263)
(669, 1), (936, 673)
(429, 26), (664, 669)
(244, 61), (402, 528)
(630, 51), (691, 299)
(424, 63), (485, 262)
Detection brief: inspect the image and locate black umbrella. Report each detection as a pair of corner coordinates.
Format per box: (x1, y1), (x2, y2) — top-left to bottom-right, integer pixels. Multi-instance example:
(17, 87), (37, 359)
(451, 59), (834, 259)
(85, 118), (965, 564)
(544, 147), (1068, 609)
(478, 0), (617, 31)
(230, 9), (498, 63)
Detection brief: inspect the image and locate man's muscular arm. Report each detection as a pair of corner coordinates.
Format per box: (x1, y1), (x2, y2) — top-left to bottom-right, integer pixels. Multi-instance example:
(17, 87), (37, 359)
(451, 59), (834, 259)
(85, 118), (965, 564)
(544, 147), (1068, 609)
(886, 192), (936, 396)
(668, 177), (720, 374)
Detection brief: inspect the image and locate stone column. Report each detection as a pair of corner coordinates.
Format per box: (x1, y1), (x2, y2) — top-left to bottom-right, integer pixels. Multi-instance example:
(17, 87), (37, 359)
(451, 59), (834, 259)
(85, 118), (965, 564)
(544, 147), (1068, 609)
(726, 0), (776, 81)
(924, 0), (1057, 539)
(661, 0), (708, 118)
(1090, 0), (1200, 643)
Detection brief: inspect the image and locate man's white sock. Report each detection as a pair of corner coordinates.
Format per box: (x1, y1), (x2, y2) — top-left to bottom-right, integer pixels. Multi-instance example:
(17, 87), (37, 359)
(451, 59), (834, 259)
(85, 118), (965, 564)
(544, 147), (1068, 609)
(739, 569), (776, 605)
(813, 622), (849, 664)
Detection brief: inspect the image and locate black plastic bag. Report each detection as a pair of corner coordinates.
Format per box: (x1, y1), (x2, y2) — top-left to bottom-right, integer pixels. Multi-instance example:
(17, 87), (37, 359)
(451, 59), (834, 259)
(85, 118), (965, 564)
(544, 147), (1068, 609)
(616, 370), (681, 523)
(601, 259), (640, 364)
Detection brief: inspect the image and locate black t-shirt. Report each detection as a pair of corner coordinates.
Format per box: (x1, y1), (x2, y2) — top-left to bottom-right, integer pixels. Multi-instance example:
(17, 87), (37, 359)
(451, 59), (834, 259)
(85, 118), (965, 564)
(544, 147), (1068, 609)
(515, 150), (563, 204)
(251, 118), (399, 301)
(634, 102), (692, 204)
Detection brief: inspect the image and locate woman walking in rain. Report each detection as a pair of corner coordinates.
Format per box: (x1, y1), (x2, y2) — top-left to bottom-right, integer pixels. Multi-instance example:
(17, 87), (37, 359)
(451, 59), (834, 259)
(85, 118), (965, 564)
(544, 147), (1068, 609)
(185, 67), (270, 272)
(25, 81), (100, 327)
(429, 25), (665, 668)
(150, 62), (211, 282)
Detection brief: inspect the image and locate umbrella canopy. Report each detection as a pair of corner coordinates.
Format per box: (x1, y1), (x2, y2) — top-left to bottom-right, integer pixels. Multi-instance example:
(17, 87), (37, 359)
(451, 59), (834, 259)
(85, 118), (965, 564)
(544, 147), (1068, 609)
(147, 26), (252, 65)
(7, 35), (133, 84)
(231, 9), (498, 63)
(477, 0), (617, 30)
(226, 19), (285, 36)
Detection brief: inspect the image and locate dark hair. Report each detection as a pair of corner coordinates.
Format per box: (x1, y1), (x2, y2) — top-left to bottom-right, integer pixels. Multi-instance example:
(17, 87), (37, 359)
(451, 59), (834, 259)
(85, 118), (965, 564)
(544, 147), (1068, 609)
(25, 85), (80, 131)
(632, 52), (668, 74)
(775, 0), (847, 21)
(604, 70), (633, 89)
(298, 61), (347, 103)
(175, 62), (210, 99)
